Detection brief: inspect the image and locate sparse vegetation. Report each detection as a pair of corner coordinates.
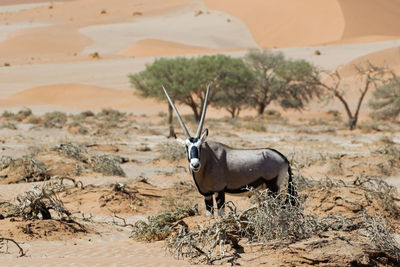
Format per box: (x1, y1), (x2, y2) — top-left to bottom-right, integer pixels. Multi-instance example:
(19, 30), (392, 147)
(132, 205), (198, 241)
(89, 155), (126, 177)
(369, 73), (400, 121)
(314, 62), (395, 130)
(43, 111), (67, 128)
(159, 141), (186, 162)
(163, 176), (400, 265)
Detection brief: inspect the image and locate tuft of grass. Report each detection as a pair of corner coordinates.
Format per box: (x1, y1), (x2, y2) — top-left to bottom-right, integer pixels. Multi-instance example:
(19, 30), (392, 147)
(51, 143), (88, 162)
(0, 155), (12, 169)
(43, 111), (67, 128)
(14, 108), (32, 121)
(131, 205), (198, 242)
(159, 141), (186, 162)
(243, 120), (267, 132)
(0, 122), (17, 130)
(1, 110), (14, 119)
(89, 155), (126, 177)
(8, 155), (50, 182)
(327, 160), (344, 176)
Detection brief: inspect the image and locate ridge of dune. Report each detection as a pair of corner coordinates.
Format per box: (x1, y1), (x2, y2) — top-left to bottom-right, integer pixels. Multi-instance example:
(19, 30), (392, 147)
(0, 84), (164, 112)
(203, 0), (344, 48)
(339, 46), (400, 76)
(338, 0), (400, 41)
(204, 0), (400, 48)
(0, 25), (91, 65)
(119, 38), (238, 57)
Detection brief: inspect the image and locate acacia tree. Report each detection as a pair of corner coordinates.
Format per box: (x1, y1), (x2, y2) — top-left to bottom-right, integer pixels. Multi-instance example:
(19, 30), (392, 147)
(129, 57), (197, 137)
(129, 55), (255, 135)
(244, 49), (321, 115)
(313, 62), (393, 130)
(206, 56), (256, 118)
(369, 73), (400, 121)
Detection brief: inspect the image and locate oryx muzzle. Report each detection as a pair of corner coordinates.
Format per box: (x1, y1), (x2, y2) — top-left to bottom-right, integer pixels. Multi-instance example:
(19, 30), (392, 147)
(163, 85), (296, 216)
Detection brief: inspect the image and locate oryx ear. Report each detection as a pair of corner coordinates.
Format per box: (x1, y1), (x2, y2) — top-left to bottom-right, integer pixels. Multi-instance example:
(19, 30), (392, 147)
(176, 137), (186, 146)
(200, 128), (208, 143)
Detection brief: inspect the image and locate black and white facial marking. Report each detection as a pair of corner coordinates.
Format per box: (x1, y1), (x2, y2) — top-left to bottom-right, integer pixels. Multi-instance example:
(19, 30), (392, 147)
(186, 137), (202, 172)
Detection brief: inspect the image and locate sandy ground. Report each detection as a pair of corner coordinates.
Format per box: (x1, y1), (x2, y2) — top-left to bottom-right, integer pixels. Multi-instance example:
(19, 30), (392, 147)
(0, 0), (400, 266)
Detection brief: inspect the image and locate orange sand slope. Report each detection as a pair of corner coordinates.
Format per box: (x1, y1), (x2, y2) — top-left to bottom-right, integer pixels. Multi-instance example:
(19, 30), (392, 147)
(340, 46), (400, 75)
(0, 84), (164, 113)
(204, 0), (400, 48)
(1, 0), (400, 64)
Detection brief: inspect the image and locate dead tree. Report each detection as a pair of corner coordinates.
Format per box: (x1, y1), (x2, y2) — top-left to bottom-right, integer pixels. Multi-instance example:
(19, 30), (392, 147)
(314, 62), (392, 130)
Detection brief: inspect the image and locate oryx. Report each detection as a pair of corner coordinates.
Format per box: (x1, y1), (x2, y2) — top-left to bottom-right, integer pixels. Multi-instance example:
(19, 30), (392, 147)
(163, 85), (296, 216)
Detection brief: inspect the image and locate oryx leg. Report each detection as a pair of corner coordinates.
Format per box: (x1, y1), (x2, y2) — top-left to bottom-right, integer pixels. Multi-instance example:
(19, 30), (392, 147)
(265, 176), (279, 197)
(215, 191), (225, 216)
(204, 195), (214, 216)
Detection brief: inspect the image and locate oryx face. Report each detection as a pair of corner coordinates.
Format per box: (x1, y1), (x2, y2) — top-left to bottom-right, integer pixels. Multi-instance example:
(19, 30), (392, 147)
(186, 137), (202, 172)
(162, 85), (210, 173)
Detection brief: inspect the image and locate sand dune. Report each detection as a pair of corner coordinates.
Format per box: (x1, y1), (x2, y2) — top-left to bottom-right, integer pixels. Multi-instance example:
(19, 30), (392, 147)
(0, 84), (164, 113)
(120, 39), (224, 57)
(204, 0), (400, 48)
(340, 46), (400, 75)
(79, 8), (257, 55)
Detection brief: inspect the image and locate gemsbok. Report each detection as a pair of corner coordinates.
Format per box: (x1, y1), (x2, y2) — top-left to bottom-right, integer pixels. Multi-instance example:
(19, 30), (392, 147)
(163, 85), (297, 216)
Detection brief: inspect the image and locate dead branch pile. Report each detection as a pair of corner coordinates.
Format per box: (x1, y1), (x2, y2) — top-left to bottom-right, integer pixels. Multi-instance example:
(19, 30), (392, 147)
(164, 176), (400, 265)
(89, 155), (126, 177)
(0, 177), (81, 220)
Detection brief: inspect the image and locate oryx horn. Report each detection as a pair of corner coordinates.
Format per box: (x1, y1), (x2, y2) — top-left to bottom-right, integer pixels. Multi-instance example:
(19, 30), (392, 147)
(195, 84), (210, 138)
(162, 85), (191, 138)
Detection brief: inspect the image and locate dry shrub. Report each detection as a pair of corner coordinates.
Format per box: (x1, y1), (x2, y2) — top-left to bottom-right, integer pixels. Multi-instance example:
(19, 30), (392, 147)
(327, 160), (344, 175)
(243, 120), (266, 132)
(0, 155), (12, 169)
(375, 144), (400, 159)
(132, 205), (198, 242)
(43, 111), (67, 128)
(4, 155), (50, 183)
(51, 142), (88, 162)
(0, 122), (17, 130)
(89, 155), (126, 176)
(161, 176), (399, 265)
(14, 108), (32, 121)
(159, 141), (186, 162)
(96, 108), (125, 121)
(1, 110), (14, 119)
(0, 108), (32, 122)
(98, 183), (142, 211)
(1, 178), (77, 220)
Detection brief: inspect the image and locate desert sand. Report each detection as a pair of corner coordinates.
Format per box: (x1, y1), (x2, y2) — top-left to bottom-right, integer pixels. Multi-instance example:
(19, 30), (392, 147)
(0, 0), (399, 266)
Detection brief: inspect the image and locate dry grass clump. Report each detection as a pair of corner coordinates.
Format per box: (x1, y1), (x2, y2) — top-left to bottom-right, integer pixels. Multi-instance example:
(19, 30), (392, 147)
(159, 141), (186, 162)
(243, 120), (266, 132)
(161, 183), (198, 212)
(1, 108), (32, 122)
(131, 175), (400, 265)
(89, 155), (126, 177)
(51, 143), (88, 162)
(0, 122), (17, 130)
(131, 205), (198, 242)
(98, 182), (143, 211)
(1, 155), (50, 183)
(43, 111), (67, 128)
(375, 144), (400, 159)
(96, 108), (125, 121)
